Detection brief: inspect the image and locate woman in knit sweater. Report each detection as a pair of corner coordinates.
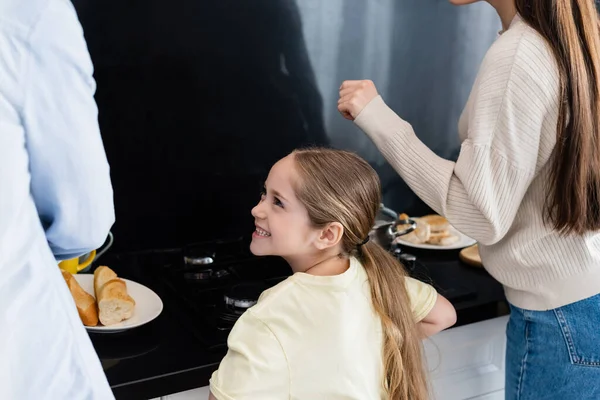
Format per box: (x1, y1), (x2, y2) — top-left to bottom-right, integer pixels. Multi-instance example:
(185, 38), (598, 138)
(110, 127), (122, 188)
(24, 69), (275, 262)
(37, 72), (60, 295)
(338, 0), (600, 399)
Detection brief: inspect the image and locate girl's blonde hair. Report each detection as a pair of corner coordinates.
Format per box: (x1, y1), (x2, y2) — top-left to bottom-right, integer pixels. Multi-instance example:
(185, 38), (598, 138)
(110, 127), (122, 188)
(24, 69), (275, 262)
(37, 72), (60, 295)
(292, 147), (428, 400)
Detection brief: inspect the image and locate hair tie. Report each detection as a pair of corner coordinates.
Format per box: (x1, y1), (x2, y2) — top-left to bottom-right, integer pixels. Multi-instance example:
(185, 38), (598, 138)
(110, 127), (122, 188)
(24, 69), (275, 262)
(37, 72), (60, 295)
(357, 236), (370, 247)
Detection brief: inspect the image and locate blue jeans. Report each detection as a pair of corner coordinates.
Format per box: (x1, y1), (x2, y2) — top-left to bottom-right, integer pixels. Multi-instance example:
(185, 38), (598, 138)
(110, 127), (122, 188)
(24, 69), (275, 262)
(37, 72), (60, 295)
(505, 294), (600, 400)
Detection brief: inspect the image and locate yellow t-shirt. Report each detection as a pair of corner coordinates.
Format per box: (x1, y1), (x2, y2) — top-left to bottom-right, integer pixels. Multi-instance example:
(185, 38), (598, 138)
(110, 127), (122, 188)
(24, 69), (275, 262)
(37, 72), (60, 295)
(210, 257), (437, 400)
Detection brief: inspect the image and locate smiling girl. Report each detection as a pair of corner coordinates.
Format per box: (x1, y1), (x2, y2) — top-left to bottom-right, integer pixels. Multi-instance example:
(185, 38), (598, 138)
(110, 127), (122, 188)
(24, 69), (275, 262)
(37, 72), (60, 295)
(208, 148), (456, 400)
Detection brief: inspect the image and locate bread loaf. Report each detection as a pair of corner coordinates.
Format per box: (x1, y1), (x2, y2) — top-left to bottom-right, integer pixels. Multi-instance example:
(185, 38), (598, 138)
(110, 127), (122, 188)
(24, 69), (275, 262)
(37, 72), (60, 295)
(427, 234), (460, 246)
(428, 230), (451, 240)
(420, 215), (450, 233)
(94, 266), (135, 326)
(97, 278), (136, 326)
(94, 265), (117, 296)
(396, 231), (424, 244)
(397, 217), (431, 244)
(397, 213), (465, 247)
(412, 218), (431, 242)
(61, 270), (98, 326)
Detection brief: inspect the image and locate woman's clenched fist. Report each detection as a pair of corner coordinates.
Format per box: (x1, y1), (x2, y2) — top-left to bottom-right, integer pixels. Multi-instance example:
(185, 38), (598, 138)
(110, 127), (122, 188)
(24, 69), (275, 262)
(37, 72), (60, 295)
(337, 80), (379, 121)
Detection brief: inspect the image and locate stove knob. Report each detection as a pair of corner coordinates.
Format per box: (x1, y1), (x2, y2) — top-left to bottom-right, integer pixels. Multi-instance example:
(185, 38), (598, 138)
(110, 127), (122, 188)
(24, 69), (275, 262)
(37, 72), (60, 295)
(390, 243), (402, 256)
(184, 255), (214, 266)
(398, 253), (416, 272)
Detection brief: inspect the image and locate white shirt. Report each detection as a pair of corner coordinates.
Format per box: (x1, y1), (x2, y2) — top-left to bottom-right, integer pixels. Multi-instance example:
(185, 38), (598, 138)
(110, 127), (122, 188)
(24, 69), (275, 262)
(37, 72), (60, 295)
(0, 0), (115, 398)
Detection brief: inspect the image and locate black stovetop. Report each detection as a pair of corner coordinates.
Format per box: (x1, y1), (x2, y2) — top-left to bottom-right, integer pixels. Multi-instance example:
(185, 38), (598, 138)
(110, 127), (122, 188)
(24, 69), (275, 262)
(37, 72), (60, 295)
(150, 237), (477, 350)
(158, 238), (292, 349)
(90, 237), (502, 399)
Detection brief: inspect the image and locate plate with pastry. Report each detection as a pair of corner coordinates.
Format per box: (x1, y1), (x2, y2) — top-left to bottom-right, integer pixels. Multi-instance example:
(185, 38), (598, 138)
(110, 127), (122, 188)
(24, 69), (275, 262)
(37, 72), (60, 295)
(392, 214), (476, 250)
(62, 266), (163, 333)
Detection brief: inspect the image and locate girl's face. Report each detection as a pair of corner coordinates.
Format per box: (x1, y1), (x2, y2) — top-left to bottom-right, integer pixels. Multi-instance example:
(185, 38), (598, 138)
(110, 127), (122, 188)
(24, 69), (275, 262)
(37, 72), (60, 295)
(250, 155), (323, 262)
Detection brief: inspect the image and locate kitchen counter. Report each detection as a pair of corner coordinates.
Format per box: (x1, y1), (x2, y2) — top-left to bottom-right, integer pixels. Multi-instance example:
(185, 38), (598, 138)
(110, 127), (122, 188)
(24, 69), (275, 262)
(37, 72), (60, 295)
(406, 247), (507, 326)
(91, 247), (506, 400)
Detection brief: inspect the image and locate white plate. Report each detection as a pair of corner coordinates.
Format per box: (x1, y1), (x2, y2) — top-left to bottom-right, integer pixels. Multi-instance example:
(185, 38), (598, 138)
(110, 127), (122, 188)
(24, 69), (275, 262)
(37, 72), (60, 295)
(393, 226), (477, 250)
(73, 274), (163, 333)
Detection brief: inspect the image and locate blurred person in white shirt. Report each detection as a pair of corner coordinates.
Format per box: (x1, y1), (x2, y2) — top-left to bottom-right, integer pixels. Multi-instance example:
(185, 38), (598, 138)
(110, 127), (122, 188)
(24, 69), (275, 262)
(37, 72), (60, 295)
(0, 0), (115, 398)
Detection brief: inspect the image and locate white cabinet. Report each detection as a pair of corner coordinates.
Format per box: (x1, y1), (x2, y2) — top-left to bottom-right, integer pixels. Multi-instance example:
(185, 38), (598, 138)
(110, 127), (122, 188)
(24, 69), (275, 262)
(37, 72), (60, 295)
(424, 315), (509, 400)
(164, 386), (210, 399)
(472, 390), (505, 400)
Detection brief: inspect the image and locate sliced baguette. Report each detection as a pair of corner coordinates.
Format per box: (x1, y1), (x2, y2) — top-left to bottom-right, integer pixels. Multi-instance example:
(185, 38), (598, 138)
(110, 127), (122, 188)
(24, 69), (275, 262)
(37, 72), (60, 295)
(427, 234), (460, 246)
(412, 218), (431, 242)
(420, 214), (450, 233)
(397, 231), (426, 244)
(397, 218), (432, 245)
(97, 278), (136, 326)
(61, 270), (98, 327)
(428, 230), (451, 240)
(94, 265), (117, 298)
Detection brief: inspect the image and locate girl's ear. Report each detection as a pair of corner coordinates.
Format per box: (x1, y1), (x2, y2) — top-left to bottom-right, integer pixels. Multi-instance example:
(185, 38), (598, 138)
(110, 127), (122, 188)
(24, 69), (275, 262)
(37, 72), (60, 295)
(314, 222), (344, 250)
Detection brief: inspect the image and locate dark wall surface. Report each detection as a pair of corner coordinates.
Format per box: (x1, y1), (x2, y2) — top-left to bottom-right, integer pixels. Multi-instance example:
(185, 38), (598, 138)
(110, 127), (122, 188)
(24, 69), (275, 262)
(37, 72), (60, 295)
(72, 0), (500, 251)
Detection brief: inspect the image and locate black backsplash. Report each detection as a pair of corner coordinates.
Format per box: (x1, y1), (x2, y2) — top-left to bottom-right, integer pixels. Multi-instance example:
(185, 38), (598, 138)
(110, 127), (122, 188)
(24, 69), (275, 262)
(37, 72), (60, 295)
(71, 0), (500, 252)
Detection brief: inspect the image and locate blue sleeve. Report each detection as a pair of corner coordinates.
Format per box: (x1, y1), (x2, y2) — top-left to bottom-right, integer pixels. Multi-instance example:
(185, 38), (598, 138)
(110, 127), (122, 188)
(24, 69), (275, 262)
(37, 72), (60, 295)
(22, 0), (115, 260)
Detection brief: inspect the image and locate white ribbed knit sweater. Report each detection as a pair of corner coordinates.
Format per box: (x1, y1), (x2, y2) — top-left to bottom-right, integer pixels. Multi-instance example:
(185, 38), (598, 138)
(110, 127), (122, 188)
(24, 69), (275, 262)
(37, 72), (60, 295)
(355, 15), (600, 311)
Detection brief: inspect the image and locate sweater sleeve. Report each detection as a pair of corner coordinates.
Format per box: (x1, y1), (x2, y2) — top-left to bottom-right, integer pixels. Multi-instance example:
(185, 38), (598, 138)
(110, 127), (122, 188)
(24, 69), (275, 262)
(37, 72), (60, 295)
(354, 33), (558, 245)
